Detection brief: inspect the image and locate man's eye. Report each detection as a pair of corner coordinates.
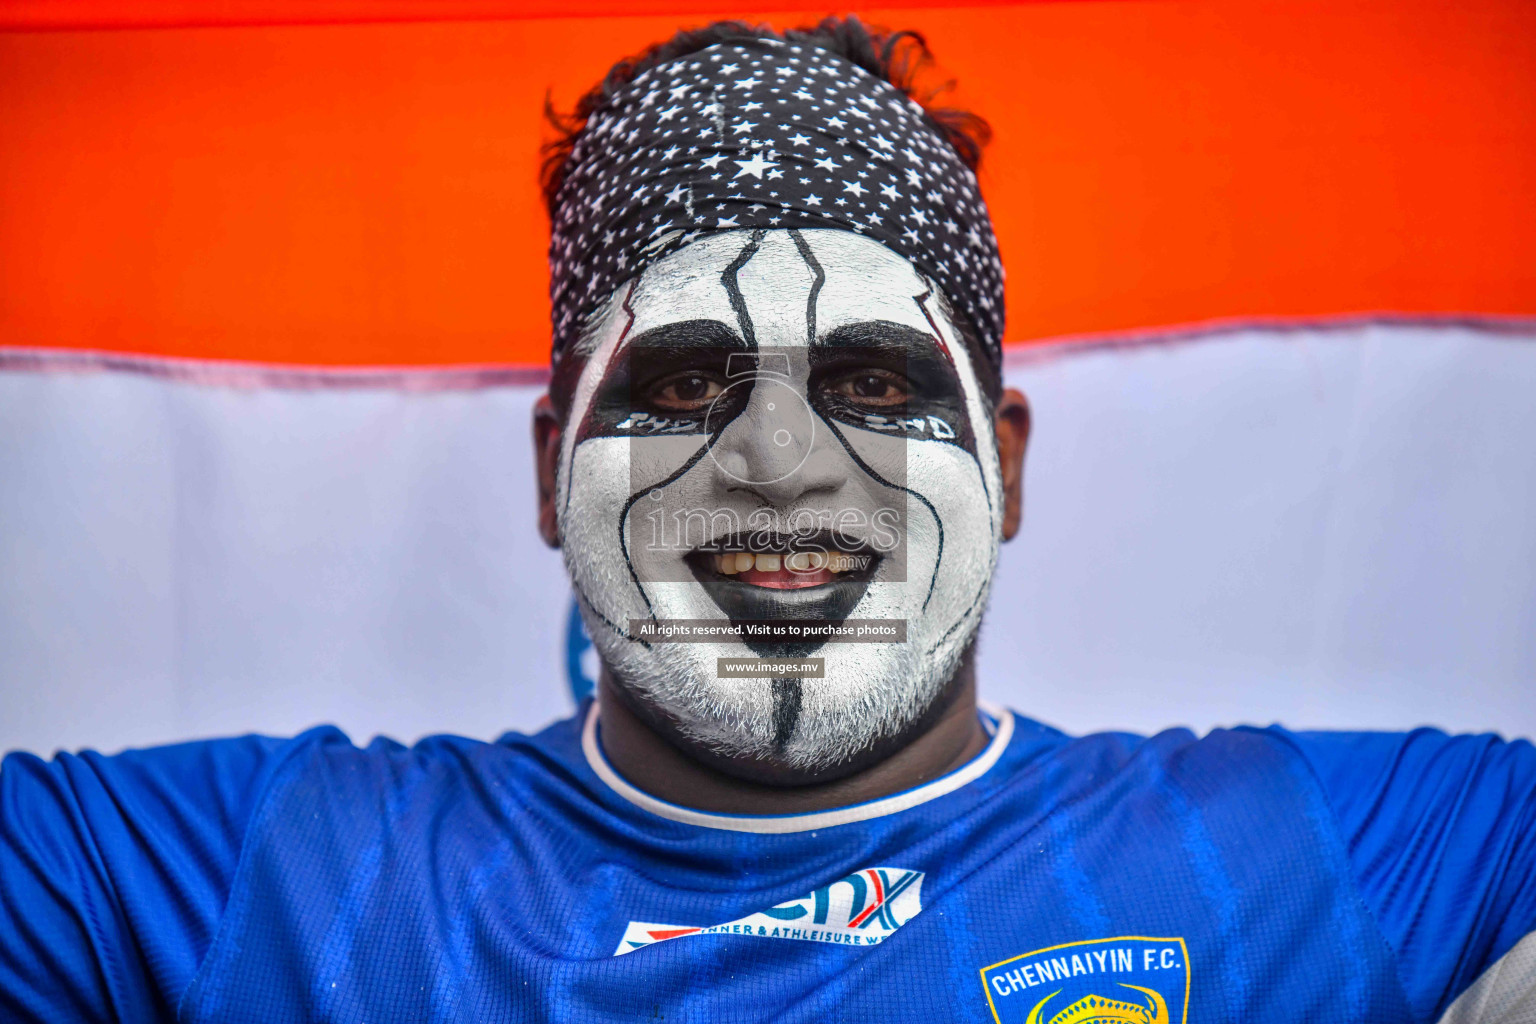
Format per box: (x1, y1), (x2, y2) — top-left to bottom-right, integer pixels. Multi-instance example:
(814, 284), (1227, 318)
(828, 370), (908, 407)
(648, 373), (725, 411)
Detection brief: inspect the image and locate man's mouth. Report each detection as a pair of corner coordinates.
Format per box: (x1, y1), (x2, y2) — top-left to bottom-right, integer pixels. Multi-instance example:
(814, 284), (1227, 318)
(698, 548), (878, 589)
(678, 531), (879, 642)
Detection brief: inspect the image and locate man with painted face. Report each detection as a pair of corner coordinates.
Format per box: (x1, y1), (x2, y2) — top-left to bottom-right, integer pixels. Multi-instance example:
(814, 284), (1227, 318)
(530, 20), (1032, 818)
(2, 17), (1534, 1024)
(546, 232), (1021, 801)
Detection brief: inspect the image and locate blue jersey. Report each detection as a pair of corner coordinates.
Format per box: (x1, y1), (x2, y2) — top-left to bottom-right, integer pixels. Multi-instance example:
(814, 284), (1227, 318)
(2, 703), (1533, 1022)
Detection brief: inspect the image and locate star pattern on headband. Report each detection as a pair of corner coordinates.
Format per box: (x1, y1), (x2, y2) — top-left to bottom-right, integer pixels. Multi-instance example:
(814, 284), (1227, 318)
(549, 38), (1004, 360)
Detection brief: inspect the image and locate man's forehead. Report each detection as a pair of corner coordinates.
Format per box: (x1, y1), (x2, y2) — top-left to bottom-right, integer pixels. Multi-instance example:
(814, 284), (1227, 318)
(618, 229), (946, 345)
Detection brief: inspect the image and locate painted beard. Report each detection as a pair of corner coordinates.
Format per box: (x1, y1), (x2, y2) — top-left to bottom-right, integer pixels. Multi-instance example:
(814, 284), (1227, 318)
(557, 229), (1003, 774)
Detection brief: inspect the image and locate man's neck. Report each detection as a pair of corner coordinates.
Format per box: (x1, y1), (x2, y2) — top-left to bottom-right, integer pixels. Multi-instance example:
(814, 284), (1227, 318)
(593, 669), (990, 816)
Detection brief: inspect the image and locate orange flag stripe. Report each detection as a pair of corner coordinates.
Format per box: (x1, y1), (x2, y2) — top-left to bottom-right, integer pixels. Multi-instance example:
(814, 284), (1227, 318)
(1, 0), (1533, 367)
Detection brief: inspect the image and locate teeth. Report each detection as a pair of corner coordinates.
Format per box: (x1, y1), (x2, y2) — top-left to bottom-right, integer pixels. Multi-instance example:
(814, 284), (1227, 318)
(785, 551), (828, 573)
(713, 550), (864, 575)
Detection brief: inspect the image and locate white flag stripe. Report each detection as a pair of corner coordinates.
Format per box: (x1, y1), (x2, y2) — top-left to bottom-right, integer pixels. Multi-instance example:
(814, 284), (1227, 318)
(2, 320), (1533, 757)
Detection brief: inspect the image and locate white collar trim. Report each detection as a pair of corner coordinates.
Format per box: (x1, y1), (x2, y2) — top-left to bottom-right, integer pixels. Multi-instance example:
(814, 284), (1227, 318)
(580, 700), (1015, 834)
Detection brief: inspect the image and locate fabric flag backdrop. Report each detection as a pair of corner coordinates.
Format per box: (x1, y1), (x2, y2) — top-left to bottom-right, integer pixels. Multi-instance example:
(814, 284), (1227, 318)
(2, 0), (1534, 757)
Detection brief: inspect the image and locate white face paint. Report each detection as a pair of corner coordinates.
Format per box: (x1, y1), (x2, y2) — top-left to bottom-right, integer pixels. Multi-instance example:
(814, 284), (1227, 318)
(558, 229), (1002, 773)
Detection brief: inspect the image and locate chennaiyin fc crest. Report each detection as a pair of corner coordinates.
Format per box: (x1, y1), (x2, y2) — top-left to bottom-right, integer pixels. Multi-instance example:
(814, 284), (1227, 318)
(980, 937), (1190, 1024)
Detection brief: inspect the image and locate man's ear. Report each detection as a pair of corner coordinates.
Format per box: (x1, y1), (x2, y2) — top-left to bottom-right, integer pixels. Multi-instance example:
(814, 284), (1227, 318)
(533, 394), (563, 548)
(995, 388), (1031, 541)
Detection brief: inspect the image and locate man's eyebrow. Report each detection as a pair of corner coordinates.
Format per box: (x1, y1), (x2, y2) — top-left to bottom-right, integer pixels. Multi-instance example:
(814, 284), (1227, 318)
(818, 321), (940, 355)
(624, 319), (747, 351)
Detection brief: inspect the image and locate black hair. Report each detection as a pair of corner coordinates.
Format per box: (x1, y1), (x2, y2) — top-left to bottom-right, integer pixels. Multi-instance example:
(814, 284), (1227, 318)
(543, 16), (1001, 418)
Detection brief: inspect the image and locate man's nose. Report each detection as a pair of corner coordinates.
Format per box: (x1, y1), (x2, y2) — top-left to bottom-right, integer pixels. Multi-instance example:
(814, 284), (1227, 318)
(710, 382), (843, 505)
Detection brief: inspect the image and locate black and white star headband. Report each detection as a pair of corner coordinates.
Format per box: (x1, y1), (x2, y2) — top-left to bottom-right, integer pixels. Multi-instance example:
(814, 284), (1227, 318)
(548, 37), (1005, 364)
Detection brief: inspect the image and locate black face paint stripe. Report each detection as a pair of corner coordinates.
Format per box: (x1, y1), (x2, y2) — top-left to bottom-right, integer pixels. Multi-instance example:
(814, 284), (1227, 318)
(817, 413), (945, 614)
(771, 677), (802, 751)
(912, 288), (995, 523)
(572, 577), (648, 648)
(606, 236), (777, 620)
(768, 681), (804, 752)
(930, 576), (990, 653)
(788, 228), (825, 345)
(614, 278), (641, 358)
(912, 286), (956, 368)
(720, 229), (766, 347)
(616, 433), (722, 620)
(563, 279), (638, 521)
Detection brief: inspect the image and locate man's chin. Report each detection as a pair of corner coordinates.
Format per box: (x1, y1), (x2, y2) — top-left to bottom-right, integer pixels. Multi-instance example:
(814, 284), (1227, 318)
(603, 663), (966, 788)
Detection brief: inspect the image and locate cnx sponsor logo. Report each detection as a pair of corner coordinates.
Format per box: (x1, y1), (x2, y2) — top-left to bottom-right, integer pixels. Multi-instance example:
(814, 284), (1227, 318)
(614, 866), (924, 956)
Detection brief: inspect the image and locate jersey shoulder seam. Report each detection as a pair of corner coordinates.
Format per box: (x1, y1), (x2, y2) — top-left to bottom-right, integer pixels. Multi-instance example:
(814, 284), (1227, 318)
(171, 726), (349, 1021)
(1256, 726), (1423, 1023)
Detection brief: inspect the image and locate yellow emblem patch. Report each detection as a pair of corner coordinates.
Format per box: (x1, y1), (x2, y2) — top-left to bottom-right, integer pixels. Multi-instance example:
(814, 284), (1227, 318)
(980, 936), (1190, 1024)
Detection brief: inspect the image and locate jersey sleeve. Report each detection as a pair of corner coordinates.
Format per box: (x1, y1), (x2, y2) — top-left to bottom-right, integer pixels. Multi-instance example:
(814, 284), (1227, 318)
(1277, 726), (1536, 1022)
(0, 733), (299, 1023)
